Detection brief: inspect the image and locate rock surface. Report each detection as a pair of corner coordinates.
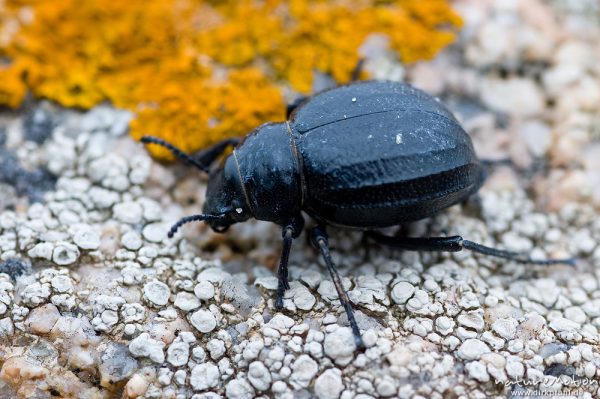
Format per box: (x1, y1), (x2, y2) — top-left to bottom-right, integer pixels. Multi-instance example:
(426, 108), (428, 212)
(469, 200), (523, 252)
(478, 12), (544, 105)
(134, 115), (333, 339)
(0, 1), (600, 398)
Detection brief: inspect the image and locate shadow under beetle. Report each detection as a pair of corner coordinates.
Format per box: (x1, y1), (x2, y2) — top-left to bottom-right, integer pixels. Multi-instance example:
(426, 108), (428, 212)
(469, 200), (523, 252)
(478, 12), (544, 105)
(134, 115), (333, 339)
(142, 80), (574, 349)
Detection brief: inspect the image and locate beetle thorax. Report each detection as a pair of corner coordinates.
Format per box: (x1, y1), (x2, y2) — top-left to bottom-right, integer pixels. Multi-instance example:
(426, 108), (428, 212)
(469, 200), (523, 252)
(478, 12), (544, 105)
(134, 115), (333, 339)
(233, 122), (302, 225)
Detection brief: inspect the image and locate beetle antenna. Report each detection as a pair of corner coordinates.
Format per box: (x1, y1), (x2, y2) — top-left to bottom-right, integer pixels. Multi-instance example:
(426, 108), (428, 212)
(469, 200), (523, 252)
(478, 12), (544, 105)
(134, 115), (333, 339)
(168, 213), (226, 238)
(141, 136), (209, 173)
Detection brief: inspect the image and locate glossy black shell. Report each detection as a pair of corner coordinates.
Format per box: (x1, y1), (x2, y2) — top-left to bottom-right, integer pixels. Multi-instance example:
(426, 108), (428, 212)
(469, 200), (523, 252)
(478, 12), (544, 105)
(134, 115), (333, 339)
(287, 80), (485, 228)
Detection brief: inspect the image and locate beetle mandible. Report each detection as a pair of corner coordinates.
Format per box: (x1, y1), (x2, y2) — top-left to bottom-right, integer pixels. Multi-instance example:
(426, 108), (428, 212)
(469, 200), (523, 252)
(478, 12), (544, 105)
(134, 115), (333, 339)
(142, 80), (574, 349)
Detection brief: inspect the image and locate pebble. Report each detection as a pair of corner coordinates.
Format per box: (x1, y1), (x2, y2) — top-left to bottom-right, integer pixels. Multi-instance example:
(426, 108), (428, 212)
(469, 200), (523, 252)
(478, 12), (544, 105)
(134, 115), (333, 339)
(248, 361), (272, 391)
(113, 201), (143, 225)
(128, 333), (165, 363)
(491, 318), (517, 340)
(174, 292), (201, 312)
(314, 368), (344, 399)
(207, 339), (226, 360)
(391, 281), (415, 305)
(291, 354), (319, 388)
(457, 339), (491, 361)
(142, 222), (168, 243)
(167, 340), (190, 367)
(71, 225), (101, 250)
(121, 231), (143, 251)
(143, 280), (171, 307)
(194, 281), (215, 301)
(190, 363), (220, 391)
(25, 303), (60, 334)
(52, 242), (80, 265)
(324, 327), (356, 365)
(465, 361), (489, 382)
(480, 77), (545, 117)
(291, 284), (316, 310)
(27, 242), (54, 260)
(190, 309), (217, 333)
(225, 378), (255, 399)
(435, 316), (455, 336)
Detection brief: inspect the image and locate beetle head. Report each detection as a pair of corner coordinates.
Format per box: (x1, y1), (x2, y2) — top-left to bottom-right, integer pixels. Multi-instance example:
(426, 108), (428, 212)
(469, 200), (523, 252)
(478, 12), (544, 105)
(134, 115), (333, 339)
(202, 157), (251, 233)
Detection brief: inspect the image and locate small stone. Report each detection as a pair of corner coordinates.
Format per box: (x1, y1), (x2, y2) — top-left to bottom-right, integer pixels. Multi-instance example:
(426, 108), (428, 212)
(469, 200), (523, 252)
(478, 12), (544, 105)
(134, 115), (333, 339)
(174, 292), (201, 312)
(121, 231), (143, 251)
(124, 374), (149, 398)
(142, 223), (168, 243)
(435, 316), (455, 336)
(194, 281), (215, 301)
(0, 318), (14, 337)
(492, 318), (518, 341)
(167, 340), (190, 367)
(505, 358), (525, 379)
(564, 306), (587, 324)
(207, 339), (226, 360)
(27, 242), (54, 260)
(25, 303), (60, 334)
(99, 343), (138, 387)
(291, 284), (316, 310)
(143, 281), (171, 307)
(291, 354), (318, 388)
(520, 121), (552, 157)
(248, 361), (272, 391)
(466, 361), (490, 382)
(50, 275), (73, 293)
(71, 225), (101, 250)
(548, 317), (579, 332)
(457, 339), (490, 361)
(324, 327), (356, 366)
(314, 368), (343, 399)
(129, 333), (165, 364)
(190, 309), (217, 333)
(375, 376), (397, 397)
(480, 77), (544, 117)
(225, 378), (255, 399)
(457, 311), (485, 331)
(52, 242), (80, 266)
(113, 201), (143, 225)
(391, 281), (415, 305)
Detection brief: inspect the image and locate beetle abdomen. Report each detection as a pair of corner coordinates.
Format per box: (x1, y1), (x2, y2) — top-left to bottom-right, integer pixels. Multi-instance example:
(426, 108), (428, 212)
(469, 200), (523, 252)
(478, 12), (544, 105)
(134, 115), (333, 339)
(291, 81), (484, 228)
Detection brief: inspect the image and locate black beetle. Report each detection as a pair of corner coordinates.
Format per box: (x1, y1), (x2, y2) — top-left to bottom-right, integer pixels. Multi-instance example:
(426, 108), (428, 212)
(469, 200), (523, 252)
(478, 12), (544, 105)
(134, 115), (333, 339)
(142, 80), (574, 348)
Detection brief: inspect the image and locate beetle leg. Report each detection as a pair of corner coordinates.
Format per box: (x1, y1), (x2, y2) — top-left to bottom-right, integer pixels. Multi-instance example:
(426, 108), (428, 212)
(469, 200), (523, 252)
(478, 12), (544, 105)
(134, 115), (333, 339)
(350, 58), (365, 81)
(275, 216), (304, 310)
(366, 231), (576, 267)
(275, 226), (294, 310)
(310, 226), (365, 350)
(286, 96), (309, 119)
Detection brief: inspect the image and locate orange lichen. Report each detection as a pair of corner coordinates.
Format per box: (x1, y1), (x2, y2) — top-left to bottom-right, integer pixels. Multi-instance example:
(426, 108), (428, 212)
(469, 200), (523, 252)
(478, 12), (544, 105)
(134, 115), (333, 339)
(0, 0), (461, 159)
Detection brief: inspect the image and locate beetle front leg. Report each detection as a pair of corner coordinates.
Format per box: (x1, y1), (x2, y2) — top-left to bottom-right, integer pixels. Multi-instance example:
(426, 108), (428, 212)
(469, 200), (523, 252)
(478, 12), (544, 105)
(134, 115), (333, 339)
(275, 216), (304, 310)
(310, 226), (365, 350)
(366, 231), (576, 266)
(193, 138), (241, 167)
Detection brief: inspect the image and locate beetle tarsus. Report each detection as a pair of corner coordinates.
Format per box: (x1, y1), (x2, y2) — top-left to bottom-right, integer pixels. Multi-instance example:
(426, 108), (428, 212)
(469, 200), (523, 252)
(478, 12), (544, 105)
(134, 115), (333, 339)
(366, 231), (576, 267)
(310, 226), (365, 350)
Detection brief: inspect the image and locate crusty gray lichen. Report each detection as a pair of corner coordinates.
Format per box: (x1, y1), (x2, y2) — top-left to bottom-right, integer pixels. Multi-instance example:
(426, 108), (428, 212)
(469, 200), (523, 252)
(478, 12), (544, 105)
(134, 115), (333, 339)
(1, 1), (600, 398)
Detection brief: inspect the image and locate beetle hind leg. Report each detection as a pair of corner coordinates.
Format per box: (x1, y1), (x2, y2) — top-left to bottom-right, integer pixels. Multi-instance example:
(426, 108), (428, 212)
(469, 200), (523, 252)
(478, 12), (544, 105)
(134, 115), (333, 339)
(366, 231), (576, 267)
(310, 226), (365, 350)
